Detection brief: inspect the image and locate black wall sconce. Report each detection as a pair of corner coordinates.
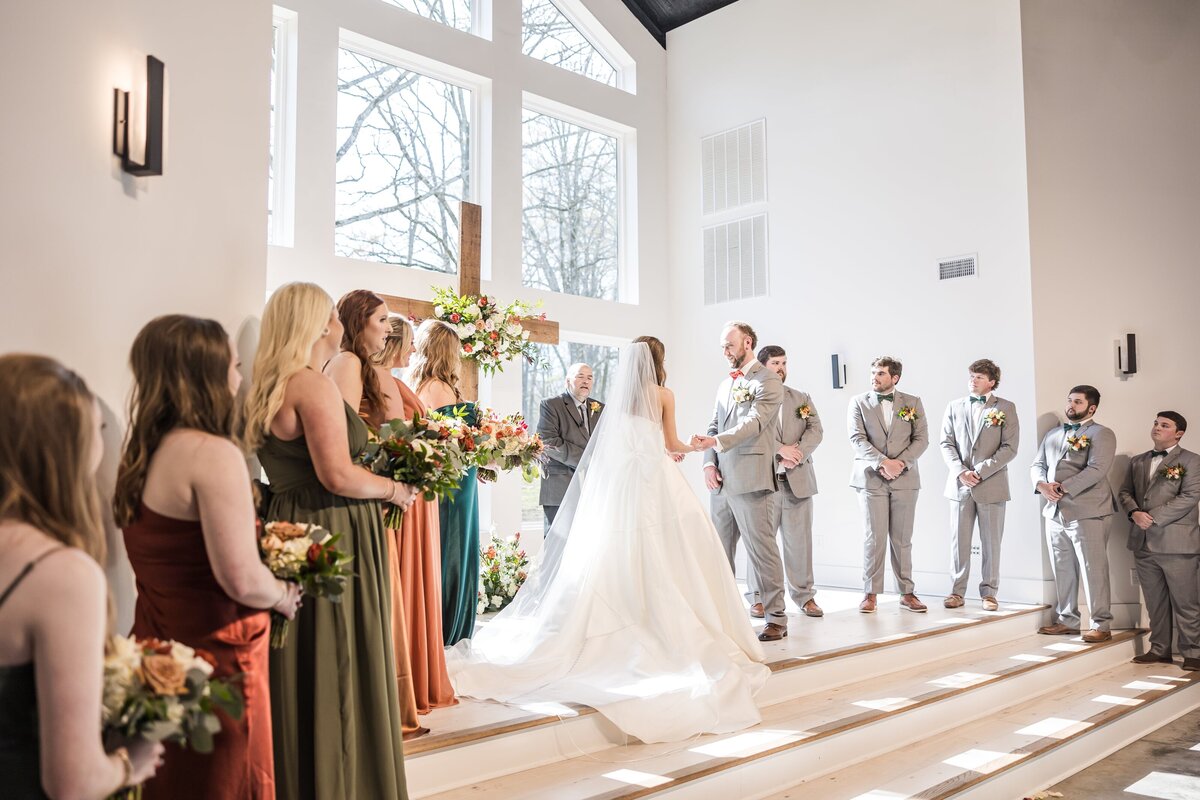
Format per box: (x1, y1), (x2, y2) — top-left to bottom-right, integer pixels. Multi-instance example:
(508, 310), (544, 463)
(1117, 333), (1137, 376)
(831, 354), (848, 389)
(113, 55), (165, 176)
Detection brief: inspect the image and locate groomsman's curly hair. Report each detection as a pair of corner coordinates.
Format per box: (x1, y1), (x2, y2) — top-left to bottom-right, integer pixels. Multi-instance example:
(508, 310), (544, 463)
(968, 359), (1001, 388)
(723, 321), (757, 349)
(871, 356), (902, 378)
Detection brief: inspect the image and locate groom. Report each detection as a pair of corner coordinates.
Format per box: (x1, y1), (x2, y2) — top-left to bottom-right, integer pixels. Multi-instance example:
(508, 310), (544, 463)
(692, 322), (788, 641)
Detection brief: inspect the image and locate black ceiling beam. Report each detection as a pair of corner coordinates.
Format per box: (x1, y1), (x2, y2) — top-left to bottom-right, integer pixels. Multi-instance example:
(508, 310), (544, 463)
(619, 0), (667, 46)
(619, 0), (744, 48)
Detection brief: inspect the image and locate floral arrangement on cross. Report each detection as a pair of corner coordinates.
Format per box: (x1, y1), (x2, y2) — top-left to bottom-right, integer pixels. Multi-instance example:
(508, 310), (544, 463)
(431, 286), (549, 375)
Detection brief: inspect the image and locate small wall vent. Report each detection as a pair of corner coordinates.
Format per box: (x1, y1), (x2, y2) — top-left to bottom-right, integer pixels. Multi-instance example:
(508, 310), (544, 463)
(938, 254), (978, 280)
(701, 119), (766, 215)
(703, 214), (768, 305)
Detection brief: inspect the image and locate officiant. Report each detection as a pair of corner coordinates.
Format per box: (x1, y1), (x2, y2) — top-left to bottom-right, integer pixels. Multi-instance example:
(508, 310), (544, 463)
(538, 363), (605, 530)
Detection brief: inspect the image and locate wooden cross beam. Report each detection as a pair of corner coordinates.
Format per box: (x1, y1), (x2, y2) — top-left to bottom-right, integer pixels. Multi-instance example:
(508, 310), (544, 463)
(378, 201), (560, 401)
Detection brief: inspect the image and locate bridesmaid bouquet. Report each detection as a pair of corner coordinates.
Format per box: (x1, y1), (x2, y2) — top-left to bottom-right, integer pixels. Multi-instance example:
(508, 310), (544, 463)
(259, 521), (353, 648)
(102, 635), (244, 798)
(359, 412), (477, 526)
(472, 409), (545, 483)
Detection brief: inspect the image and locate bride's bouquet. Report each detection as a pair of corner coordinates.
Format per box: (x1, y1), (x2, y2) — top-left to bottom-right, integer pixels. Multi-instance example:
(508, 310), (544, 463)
(358, 412), (478, 526)
(259, 521), (353, 648)
(472, 409), (545, 483)
(102, 635), (244, 797)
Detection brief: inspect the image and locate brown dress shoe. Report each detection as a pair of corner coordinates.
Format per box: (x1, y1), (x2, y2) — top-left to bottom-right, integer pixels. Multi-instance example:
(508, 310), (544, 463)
(802, 599), (824, 618)
(1183, 658), (1200, 671)
(1038, 623), (1079, 635)
(899, 593), (927, 613)
(758, 622), (787, 641)
(749, 602), (765, 619)
(1081, 629), (1112, 643)
(859, 594), (877, 613)
(1131, 653), (1173, 664)
(981, 596), (999, 612)
(943, 595), (965, 609)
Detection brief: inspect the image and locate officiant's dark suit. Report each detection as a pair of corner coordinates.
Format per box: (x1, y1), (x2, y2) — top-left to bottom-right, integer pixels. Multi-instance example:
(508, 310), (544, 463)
(538, 390), (604, 529)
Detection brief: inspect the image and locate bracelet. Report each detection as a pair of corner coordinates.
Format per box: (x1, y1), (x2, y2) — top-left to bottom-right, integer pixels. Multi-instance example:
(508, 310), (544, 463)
(385, 481), (398, 504)
(114, 746), (133, 788)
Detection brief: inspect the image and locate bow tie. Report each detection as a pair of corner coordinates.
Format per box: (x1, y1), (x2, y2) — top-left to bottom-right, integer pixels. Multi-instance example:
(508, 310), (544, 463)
(1063, 422), (1081, 433)
(729, 370), (744, 380)
(876, 393), (894, 403)
(969, 395), (987, 404)
(1150, 449), (1169, 458)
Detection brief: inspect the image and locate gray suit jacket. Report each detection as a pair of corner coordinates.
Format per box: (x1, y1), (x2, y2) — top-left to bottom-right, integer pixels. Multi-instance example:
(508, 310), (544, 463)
(1030, 419), (1117, 523)
(1118, 447), (1200, 554)
(848, 390), (929, 490)
(704, 360), (784, 496)
(776, 386), (822, 498)
(939, 395), (1020, 502)
(537, 392), (604, 506)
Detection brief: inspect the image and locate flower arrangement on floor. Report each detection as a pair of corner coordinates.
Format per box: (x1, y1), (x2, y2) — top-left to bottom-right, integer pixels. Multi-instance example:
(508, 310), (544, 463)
(358, 413), (478, 526)
(103, 635), (244, 797)
(472, 408), (545, 483)
(258, 521), (353, 648)
(430, 286), (548, 375)
(476, 532), (530, 614)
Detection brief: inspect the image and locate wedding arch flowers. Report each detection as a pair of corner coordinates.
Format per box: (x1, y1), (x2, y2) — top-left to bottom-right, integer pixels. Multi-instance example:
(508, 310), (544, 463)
(430, 286), (548, 375)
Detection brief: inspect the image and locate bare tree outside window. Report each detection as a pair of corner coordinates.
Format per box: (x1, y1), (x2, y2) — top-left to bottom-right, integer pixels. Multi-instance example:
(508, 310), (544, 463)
(522, 0), (617, 87)
(335, 48), (471, 272)
(522, 110), (619, 301)
(382, 0), (473, 33)
(520, 341), (622, 526)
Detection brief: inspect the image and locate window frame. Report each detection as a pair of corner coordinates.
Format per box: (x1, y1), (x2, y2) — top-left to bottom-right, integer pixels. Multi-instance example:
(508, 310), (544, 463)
(522, 0), (637, 94)
(268, 6), (299, 248)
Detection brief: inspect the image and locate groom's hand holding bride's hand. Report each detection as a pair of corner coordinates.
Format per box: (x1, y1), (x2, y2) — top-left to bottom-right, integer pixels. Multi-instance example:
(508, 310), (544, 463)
(690, 434), (716, 451)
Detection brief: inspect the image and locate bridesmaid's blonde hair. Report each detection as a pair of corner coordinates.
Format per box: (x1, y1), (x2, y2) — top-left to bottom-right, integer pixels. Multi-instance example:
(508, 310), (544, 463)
(239, 282), (333, 452)
(0, 355), (106, 564)
(373, 316), (414, 368)
(409, 319), (461, 401)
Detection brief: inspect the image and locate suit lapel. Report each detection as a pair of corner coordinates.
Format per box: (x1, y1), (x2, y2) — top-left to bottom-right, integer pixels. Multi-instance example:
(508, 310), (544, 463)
(1132, 452), (1150, 500)
(868, 393), (887, 437)
(563, 394), (585, 433)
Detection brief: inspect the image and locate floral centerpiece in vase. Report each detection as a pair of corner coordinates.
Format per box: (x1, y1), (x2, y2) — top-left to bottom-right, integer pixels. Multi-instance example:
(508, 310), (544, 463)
(476, 532), (530, 613)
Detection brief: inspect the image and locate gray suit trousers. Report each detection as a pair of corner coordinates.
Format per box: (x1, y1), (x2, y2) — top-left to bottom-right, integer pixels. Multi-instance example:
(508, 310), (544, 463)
(1045, 516), (1113, 631)
(713, 489), (787, 624)
(745, 483), (816, 609)
(1135, 549), (1200, 659)
(858, 486), (918, 595)
(949, 497), (1006, 598)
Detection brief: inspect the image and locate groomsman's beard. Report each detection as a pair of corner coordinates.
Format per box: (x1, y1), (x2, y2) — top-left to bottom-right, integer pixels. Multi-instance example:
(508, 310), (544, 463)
(1064, 406), (1093, 421)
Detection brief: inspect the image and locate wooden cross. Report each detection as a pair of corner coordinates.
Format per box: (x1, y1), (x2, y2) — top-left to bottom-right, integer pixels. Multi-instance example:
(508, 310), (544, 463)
(377, 201), (560, 401)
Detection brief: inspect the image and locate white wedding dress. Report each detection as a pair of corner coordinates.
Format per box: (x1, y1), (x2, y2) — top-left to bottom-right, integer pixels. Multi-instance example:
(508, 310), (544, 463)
(446, 343), (768, 743)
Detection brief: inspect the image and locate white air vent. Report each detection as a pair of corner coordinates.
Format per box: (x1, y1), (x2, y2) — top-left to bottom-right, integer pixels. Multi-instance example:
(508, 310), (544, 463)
(704, 214), (768, 305)
(938, 254), (978, 280)
(701, 120), (766, 215)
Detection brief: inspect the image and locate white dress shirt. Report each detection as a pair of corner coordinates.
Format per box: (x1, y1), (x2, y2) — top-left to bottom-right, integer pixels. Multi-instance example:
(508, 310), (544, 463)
(1148, 444), (1177, 482)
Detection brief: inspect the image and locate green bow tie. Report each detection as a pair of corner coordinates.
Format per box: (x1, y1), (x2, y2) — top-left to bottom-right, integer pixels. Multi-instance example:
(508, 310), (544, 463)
(1063, 422), (1081, 433)
(876, 393), (894, 403)
(969, 396), (987, 404)
(1150, 449), (1169, 458)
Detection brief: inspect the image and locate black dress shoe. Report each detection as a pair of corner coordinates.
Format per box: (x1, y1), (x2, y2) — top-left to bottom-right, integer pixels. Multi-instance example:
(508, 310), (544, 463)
(1184, 657), (1200, 672)
(757, 622), (787, 642)
(1131, 653), (1174, 664)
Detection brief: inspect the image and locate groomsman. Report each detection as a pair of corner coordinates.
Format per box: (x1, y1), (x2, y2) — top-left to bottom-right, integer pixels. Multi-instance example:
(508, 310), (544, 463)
(1117, 411), (1200, 670)
(744, 345), (824, 619)
(537, 363), (604, 529)
(939, 359), (1020, 611)
(1031, 385), (1117, 642)
(848, 357), (929, 613)
(693, 322), (788, 641)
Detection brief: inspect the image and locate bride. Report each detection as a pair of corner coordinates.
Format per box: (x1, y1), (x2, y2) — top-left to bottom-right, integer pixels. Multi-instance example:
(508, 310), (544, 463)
(446, 337), (768, 743)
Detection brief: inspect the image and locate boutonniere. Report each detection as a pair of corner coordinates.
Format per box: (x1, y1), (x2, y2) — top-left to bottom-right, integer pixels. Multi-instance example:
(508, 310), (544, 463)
(1066, 434), (1090, 452)
(983, 409), (1006, 427)
(1161, 464), (1186, 481)
(896, 406), (919, 422)
(731, 380), (753, 405)
(589, 401), (601, 414)
(795, 404), (811, 420)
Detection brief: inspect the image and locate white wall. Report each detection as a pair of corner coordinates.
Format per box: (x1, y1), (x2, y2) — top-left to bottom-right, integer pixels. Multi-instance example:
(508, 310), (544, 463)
(665, 0), (1047, 602)
(1022, 0), (1200, 625)
(0, 0), (273, 628)
(266, 0), (669, 542)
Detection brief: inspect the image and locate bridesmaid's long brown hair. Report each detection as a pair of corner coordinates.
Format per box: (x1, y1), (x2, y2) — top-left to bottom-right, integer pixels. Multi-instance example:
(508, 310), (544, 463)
(337, 290), (389, 424)
(0, 355), (106, 564)
(409, 319), (462, 401)
(113, 315), (236, 527)
(633, 336), (667, 386)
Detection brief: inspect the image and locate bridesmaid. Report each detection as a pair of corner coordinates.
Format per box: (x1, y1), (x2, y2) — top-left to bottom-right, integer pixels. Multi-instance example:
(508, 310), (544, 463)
(113, 315), (303, 799)
(411, 319), (480, 646)
(373, 317), (457, 713)
(0, 354), (163, 799)
(238, 282), (416, 800)
(324, 289), (426, 740)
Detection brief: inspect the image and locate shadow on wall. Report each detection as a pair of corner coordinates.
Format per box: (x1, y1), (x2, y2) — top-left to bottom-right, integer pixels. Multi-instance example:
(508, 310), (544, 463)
(97, 395), (135, 633)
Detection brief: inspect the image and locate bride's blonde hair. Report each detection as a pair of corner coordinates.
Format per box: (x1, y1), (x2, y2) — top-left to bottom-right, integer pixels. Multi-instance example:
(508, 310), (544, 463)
(238, 282), (333, 452)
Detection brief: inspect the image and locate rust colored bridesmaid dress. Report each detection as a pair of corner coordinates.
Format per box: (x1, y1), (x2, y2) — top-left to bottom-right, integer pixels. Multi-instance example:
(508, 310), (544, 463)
(123, 505), (273, 800)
